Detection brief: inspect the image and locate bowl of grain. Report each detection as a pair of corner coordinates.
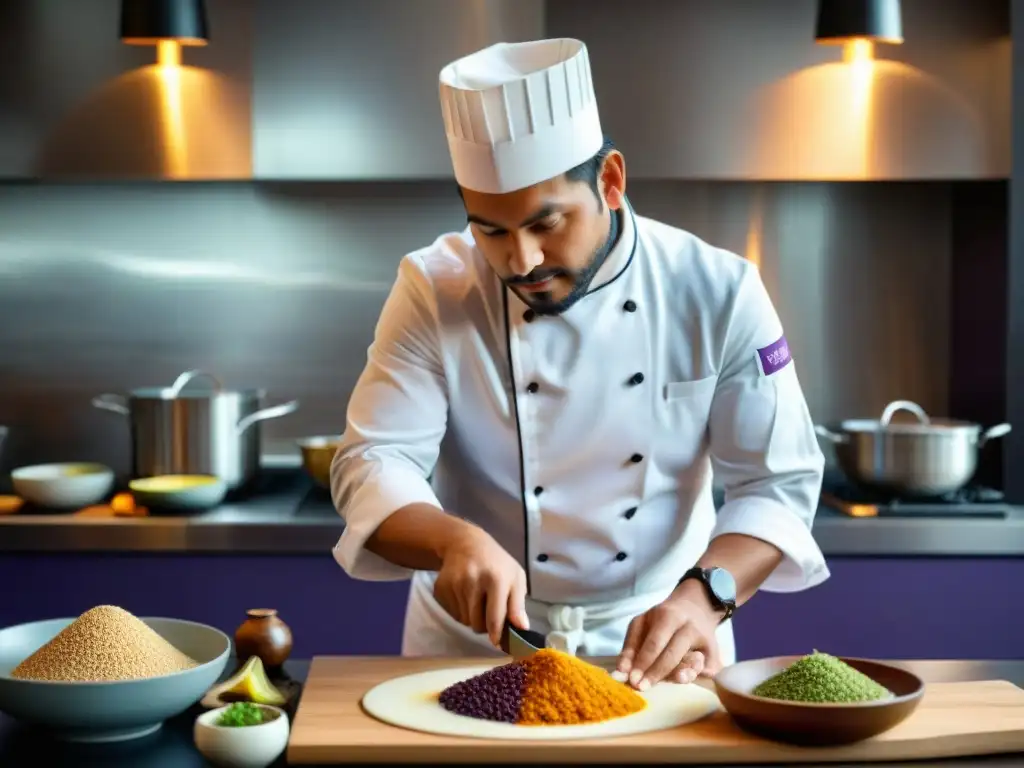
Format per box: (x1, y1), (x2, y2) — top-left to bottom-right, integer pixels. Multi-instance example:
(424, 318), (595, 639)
(714, 651), (925, 746)
(0, 605), (232, 742)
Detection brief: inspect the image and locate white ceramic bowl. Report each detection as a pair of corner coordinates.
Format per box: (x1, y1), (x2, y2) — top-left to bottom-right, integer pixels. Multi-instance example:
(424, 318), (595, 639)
(11, 463), (115, 509)
(129, 474), (228, 511)
(194, 704), (290, 768)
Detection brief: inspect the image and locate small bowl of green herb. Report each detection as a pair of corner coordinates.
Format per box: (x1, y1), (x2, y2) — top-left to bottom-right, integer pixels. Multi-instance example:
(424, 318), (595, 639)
(714, 651), (925, 747)
(193, 701), (289, 768)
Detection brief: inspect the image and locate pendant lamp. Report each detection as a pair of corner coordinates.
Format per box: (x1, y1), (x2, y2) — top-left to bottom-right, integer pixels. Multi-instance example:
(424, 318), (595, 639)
(120, 0), (209, 46)
(815, 0), (903, 44)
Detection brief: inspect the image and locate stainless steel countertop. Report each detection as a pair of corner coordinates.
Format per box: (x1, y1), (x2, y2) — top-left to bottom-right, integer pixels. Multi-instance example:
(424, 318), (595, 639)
(2, 469), (1024, 556)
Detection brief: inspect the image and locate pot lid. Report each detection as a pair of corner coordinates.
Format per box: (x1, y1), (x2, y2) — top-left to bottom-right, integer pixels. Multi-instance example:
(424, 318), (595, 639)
(839, 417), (979, 434)
(839, 400), (980, 434)
(128, 370), (263, 400)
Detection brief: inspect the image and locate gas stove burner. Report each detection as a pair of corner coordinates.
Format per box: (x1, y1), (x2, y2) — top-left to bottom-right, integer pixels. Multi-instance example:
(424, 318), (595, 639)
(820, 474), (1009, 518)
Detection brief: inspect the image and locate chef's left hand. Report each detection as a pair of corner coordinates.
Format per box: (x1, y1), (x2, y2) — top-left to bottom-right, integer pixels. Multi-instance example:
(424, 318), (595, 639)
(616, 592), (723, 691)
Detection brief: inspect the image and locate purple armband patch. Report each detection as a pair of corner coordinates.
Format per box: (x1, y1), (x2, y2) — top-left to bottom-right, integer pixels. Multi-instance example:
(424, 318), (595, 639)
(756, 335), (792, 377)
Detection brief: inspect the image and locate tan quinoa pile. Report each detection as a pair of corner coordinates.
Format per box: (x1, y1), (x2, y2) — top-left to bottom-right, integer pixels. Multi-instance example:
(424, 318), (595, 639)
(11, 605), (198, 682)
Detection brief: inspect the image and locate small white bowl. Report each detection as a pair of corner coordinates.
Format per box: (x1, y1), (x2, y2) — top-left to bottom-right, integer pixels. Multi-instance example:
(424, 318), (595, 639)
(11, 463), (115, 509)
(194, 704), (289, 768)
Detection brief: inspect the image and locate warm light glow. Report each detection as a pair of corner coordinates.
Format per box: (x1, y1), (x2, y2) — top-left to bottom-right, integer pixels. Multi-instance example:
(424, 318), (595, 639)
(842, 38), (874, 65)
(123, 36), (207, 47)
(843, 39), (876, 178)
(744, 190), (764, 269)
(816, 35), (902, 46)
(156, 40), (181, 68)
(750, 33), (941, 180)
(155, 41), (187, 178)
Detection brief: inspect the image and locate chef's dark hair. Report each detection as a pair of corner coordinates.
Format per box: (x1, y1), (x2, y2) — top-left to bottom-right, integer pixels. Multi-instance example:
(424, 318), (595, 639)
(563, 137), (617, 203)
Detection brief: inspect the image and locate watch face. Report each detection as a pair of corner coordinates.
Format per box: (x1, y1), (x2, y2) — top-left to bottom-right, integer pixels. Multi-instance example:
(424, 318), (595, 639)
(708, 567), (737, 604)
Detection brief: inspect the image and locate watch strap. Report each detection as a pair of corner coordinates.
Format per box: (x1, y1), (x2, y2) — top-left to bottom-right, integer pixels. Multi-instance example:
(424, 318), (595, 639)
(678, 566), (736, 623)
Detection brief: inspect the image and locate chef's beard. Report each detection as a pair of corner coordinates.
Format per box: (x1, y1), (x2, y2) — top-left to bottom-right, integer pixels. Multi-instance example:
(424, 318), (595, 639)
(505, 208), (622, 316)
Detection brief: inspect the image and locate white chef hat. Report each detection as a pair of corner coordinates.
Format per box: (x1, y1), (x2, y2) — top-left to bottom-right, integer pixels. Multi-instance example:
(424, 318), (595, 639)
(438, 38), (604, 194)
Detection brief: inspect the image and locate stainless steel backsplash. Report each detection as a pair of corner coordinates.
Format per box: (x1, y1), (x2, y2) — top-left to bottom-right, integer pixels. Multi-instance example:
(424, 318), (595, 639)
(0, 180), (951, 473)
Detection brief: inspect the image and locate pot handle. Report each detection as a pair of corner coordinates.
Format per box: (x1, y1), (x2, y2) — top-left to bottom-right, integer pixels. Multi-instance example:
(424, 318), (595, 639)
(880, 400), (930, 427)
(814, 425), (849, 444)
(977, 423), (1012, 448)
(165, 369), (224, 398)
(236, 400), (300, 436)
(92, 393), (130, 416)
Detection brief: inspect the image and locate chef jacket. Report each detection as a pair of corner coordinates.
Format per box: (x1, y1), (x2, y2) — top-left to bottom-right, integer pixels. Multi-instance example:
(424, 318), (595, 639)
(331, 198), (829, 659)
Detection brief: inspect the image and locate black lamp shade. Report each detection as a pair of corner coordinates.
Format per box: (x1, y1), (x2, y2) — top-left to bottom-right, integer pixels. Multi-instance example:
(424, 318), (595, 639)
(815, 0), (903, 44)
(121, 0), (208, 46)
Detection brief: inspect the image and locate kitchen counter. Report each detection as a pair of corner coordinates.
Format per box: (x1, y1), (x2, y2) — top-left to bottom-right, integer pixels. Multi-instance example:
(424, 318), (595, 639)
(1, 659), (1022, 767)
(2, 469), (1024, 556)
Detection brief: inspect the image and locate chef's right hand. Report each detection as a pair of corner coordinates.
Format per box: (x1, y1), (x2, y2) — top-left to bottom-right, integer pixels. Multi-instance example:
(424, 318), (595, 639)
(434, 524), (529, 647)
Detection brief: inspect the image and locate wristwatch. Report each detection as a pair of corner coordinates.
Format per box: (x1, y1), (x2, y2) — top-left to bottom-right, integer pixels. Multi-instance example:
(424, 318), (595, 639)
(678, 566), (737, 623)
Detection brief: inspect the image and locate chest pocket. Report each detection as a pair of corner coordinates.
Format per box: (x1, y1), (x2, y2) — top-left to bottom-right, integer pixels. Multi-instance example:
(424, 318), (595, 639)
(655, 375), (718, 468)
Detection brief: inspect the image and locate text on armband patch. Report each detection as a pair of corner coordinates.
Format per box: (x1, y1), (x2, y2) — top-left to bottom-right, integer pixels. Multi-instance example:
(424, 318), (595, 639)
(756, 335), (792, 377)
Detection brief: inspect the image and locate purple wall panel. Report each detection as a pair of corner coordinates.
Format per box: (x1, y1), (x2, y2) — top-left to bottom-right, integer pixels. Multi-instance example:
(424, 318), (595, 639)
(0, 554), (1020, 660)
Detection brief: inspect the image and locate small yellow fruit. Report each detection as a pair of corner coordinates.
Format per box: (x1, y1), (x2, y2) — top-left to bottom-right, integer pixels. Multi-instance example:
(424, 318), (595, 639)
(205, 655), (287, 707)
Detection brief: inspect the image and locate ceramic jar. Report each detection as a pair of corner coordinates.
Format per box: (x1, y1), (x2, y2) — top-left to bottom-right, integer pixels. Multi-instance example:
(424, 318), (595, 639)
(234, 609), (293, 669)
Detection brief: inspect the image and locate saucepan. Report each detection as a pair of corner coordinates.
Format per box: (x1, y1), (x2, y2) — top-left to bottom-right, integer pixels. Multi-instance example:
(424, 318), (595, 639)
(814, 400), (1011, 497)
(92, 370), (300, 491)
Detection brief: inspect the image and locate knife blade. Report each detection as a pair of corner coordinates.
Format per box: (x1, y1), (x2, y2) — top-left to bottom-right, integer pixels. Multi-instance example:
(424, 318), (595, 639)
(499, 620), (546, 660)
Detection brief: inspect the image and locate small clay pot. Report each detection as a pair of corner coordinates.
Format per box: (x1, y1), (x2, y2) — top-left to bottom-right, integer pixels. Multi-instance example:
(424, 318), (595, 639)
(234, 608), (293, 669)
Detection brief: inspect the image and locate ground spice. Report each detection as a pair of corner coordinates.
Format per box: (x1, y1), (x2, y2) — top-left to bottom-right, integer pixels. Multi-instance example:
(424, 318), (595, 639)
(751, 651), (893, 703)
(438, 648), (646, 725)
(517, 648), (647, 725)
(11, 605), (199, 682)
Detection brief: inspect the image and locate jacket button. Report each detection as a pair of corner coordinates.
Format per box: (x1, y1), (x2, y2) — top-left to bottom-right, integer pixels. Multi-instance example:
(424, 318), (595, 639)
(534, 486), (544, 496)
(615, 551), (628, 561)
(623, 300), (637, 312)
(524, 309), (536, 322)
(527, 382), (539, 394)
(537, 553), (549, 562)
(630, 453), (644, 464)
(628, 372), (644, 386)
(624, 507), (637, 519)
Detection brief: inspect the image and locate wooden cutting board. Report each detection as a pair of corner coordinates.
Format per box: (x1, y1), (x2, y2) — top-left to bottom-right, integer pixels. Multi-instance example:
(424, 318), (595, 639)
(287, 656), (1024, 764)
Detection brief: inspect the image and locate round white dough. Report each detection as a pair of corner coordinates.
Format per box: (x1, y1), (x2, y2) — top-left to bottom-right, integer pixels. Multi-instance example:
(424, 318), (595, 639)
(361, 665), (721, 741)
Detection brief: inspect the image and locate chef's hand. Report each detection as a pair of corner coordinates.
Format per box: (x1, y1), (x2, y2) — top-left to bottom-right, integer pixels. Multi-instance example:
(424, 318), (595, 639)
(434, 524), (529, 648)
(615, 593), (723, 691)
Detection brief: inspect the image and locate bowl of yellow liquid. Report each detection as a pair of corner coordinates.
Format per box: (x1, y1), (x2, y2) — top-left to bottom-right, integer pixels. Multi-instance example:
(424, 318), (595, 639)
(129, 475), (227, 511)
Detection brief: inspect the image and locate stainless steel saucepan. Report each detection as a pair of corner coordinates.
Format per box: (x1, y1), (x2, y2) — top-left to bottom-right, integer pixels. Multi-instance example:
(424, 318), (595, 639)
(92, 370), (300, 490)
(815, 399), (1011, 497)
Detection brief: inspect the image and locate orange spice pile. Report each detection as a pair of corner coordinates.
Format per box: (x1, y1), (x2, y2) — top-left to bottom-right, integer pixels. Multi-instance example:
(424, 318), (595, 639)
(517, 648), (646, 725)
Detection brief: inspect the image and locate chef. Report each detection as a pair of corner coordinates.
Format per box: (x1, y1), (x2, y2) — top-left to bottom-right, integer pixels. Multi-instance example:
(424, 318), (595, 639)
(331, 37), (829, 690)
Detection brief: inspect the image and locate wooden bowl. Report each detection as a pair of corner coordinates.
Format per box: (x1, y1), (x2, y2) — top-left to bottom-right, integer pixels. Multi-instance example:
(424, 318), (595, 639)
(714, 656), (925, 747)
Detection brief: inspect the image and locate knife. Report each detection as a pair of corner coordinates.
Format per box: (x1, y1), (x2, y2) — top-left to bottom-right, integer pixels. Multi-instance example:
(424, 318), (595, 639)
(499, 620), (546, 660)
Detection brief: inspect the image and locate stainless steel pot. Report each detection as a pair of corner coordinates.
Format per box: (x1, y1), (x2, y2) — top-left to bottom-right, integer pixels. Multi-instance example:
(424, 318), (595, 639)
(815, 399), (1011, 497)
(92, 370), (300, 490)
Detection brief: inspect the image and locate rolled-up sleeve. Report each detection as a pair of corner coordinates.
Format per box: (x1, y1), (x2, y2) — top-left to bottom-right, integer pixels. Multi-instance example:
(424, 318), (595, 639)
(330, 256), (449, 581)
(707, 261), (829, 593)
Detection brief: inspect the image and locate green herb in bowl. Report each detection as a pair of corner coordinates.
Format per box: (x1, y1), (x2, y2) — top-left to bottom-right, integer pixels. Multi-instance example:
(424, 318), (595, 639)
(216, 701), (277, 727)
(751, 650), (893, 703)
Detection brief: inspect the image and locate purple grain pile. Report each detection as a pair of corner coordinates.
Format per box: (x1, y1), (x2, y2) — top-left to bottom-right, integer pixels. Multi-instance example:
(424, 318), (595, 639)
(438, 661), (527, 723)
